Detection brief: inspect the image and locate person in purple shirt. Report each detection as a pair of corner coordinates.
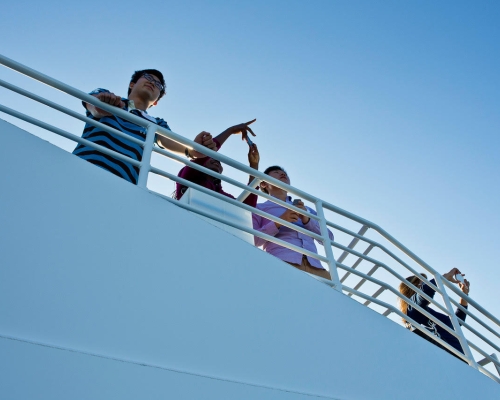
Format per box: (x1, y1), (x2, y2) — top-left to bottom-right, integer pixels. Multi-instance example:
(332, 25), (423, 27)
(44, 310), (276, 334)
(252, 166), (334, 280)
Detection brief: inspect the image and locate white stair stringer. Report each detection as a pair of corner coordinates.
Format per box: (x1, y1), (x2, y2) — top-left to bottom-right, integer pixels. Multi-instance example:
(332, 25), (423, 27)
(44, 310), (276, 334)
(0, 118), (499, 399)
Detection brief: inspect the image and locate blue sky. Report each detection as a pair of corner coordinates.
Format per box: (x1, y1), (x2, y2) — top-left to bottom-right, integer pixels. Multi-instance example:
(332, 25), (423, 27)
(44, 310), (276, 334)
(1, 1), (500, 336)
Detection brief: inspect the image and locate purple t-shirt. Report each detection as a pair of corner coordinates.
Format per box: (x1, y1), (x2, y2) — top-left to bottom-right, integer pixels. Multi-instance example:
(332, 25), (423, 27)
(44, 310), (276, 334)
(252, 197), (333, 269)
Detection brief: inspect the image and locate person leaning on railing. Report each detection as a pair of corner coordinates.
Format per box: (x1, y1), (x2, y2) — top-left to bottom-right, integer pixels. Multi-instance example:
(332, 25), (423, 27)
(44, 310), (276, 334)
(398, 268), (470, 359)
(252, 166), (334, 280)
(175, 120), (259, 207)
(73, 68), (218, 184)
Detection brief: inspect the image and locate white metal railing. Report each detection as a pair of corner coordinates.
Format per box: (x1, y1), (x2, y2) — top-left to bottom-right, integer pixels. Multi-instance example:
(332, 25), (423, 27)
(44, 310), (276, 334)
(1, 53), (500, 382)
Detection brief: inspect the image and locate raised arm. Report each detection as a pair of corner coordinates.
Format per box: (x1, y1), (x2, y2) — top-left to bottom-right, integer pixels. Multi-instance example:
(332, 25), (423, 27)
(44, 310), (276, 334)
(156, 131), (218, 158)
(458, 278), (470, 308)
(213, 119), (256, 147)
(240, 144), (261, 207)
(456, 278), (470, 323)
(247, 144), (259, 182)
(159, 118), (255, 158)
(441, 267), (471, 322)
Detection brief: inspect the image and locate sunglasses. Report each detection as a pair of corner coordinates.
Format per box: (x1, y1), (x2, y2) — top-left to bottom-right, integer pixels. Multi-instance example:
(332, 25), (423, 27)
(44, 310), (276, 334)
(142, 73), (165, 92)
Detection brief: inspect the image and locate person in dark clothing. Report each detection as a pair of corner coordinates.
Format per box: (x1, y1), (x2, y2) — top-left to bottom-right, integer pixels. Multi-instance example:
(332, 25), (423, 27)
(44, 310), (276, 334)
(176, 136), (260, 207)
(398, 268), (470, 358)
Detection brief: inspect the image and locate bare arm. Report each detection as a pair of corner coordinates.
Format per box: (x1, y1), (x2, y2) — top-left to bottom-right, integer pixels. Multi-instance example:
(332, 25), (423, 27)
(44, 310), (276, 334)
(214, 119), (256, 146)
(247, 143), (260, 183)
(156, 131), (218, 157)
(459, 279), (470, 307)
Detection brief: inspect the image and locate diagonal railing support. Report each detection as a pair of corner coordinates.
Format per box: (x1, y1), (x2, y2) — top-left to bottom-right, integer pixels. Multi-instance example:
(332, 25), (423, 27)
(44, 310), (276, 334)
(434, 274), (479, 369)
(315, 200), (342, 292)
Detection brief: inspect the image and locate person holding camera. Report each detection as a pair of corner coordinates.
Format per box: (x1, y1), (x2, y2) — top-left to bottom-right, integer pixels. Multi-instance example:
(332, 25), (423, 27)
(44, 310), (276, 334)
(398, 267), (470, 358)
(252, 166), (333, 279)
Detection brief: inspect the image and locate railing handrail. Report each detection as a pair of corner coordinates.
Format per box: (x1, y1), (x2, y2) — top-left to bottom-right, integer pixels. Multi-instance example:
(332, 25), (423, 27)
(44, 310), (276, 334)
(1, 52), (500, 381)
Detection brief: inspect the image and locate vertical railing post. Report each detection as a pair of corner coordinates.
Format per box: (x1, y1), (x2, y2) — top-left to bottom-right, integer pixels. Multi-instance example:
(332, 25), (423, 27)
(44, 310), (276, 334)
(315, 200), (342, 292)
(236, 177), (261, 202)
(434, 274), (478, 368)
(136, 124), (157, 188)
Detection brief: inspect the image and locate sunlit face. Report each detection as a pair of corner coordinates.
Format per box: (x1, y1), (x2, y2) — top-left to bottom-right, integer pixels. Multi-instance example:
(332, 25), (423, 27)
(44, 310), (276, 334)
(205, 158), (223, 174)
(129, 74), (162, 103)
(267, 169), (290, 185)
(261, 169), (290, 193)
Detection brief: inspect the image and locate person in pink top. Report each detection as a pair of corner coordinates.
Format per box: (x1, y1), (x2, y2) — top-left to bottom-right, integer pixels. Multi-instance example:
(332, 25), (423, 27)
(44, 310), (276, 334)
(252, 166), (334, 279)
(175, 120), (259, 207)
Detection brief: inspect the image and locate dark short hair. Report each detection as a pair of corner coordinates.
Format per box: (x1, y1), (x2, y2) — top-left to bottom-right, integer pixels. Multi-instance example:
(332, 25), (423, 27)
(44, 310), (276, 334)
(128, 69), (166, 100)
(263, 165), (286, 175)
(261, 165), (287, 194)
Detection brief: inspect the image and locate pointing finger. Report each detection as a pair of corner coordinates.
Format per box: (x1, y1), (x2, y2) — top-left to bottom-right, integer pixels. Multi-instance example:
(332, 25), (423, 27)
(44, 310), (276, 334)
(247, 126), (256, 137)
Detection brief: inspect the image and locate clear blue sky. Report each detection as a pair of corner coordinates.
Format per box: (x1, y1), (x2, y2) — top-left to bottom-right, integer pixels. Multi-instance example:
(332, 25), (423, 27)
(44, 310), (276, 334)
(1, 1), (499, 325)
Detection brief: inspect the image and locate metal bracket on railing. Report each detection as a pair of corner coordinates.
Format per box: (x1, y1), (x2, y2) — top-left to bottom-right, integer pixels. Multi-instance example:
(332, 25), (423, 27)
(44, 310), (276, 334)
(341, 245), (375, 284)
(478, 353), (500, 376)
(338, 225), (374, 284)
(337, 225), (370, 264)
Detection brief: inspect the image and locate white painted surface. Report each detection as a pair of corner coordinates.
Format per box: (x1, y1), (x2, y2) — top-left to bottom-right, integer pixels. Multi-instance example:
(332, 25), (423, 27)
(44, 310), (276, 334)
(0, 118), (499, 399)
(179, 186), (254, 244)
